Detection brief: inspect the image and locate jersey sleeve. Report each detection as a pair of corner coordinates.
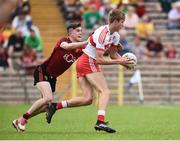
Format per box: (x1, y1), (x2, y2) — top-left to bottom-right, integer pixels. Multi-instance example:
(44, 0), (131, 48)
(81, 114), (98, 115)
(56, 37), (69, 50)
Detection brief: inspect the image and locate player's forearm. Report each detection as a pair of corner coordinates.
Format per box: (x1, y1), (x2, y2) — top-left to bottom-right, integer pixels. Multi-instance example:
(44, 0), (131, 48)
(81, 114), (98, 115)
(96, 57), (121, 65)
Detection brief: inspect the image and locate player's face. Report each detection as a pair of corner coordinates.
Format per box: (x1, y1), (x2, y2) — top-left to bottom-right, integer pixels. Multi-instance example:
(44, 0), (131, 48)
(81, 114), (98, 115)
(71, 27), (82, 42)
(114, 19), (124, 31)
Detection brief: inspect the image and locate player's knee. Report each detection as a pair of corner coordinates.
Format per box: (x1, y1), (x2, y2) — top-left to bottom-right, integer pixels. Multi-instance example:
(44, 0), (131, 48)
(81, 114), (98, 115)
(44, 104), (48, 109)
(101, 89), (110, 96)
(43, 96), (53, 103)
(102, 89), (110, 96)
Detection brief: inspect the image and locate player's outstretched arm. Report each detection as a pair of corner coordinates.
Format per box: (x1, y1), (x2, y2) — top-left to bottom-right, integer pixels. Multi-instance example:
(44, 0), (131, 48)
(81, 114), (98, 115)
(60, 40), (88, 50)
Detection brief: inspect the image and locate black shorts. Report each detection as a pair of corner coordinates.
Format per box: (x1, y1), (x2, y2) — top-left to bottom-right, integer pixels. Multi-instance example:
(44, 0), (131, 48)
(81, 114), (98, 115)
(33, 66), (57, 92)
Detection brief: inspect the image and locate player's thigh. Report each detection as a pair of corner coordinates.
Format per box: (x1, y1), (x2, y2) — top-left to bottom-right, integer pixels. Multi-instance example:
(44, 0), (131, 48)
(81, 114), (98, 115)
(36, 81), (53, 98)
(78, 77), (93, 98)
(86, 72), (109, 92)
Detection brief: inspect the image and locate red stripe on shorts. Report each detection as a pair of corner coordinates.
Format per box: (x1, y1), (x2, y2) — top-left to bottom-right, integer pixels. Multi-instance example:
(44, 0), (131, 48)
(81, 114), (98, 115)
(76, 53), (101, 78)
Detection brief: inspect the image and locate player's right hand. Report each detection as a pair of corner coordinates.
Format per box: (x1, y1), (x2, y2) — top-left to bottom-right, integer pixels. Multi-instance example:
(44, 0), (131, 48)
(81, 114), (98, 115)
(117, 56), (135, 65)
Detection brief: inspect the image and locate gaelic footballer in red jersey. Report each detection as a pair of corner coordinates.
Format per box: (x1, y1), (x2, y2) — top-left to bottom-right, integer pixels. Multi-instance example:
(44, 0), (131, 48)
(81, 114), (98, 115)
(40, 37), (84, 79)
(12, 23), (87, 132)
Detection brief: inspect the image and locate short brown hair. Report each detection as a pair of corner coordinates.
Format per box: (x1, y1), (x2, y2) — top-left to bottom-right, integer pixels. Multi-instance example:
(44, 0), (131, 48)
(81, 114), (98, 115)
(108, 9), (125, 24)
(67, 23), (81, 32)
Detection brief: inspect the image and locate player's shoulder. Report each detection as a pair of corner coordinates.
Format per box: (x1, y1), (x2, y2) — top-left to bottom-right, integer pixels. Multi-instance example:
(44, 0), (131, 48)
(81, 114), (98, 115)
(56, 36), (71, 47)
(54, 36), (70, 50)
(94, 25), (109, 39)
(95, 25), (108, 32)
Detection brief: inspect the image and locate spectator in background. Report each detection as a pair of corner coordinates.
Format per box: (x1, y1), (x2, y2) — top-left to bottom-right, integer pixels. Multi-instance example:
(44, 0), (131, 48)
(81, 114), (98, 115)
(7, 29), (25, 70)
(73, 0), (84, 22)
(159, 0), (177, 13)
(62, 0), (83, 23)
(0, 33), (5, 44)
(83, 4), (101, 29)
(164, 43), (178, 59)
(2, 23), (14, 44)
(8, 29), (25, 55)
(0, 36), (15, 74)
(111, 0), (120, 8)
(25, 29), (42, 52)
(168, 1), (180, 29)
(0, 36), (8, 70)
(11, 10), (32, 31)
(118, 29), (132, 55)
(116, 0), (137, 7)
(135, 15), (154, 40)
(21, 46), (37, 75)
(135, 0), (146, 18)
(11, 0), (23, 20)
(84, 0), (101, 10)
(99, 0), (112, 24)
(144, 35), (164, 59)
(22, 0), (31, 14)
(21, 20), (40, 37)
(116, 1), (128, 11)
(131, 35), (144, 59)
(11, 0), (31, 20)
(124, 5), (139, 29)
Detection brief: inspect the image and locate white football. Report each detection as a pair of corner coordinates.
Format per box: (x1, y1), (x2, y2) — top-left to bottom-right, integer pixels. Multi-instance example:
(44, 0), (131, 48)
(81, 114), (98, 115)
(122, 52), (137, 68)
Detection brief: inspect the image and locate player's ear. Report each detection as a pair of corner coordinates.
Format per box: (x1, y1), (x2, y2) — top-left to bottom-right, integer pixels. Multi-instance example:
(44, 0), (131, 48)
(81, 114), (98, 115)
(68, 28), (73, 35)
(113, 20), (118, 24)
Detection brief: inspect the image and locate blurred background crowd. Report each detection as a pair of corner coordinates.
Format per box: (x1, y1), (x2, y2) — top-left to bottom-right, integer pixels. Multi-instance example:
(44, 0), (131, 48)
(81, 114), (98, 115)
(0, 0), (42, 75)
(0, 0), (180, 75)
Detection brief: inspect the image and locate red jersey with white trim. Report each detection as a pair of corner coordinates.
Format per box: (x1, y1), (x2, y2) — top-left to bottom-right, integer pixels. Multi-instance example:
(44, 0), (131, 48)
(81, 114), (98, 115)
(40, 37), (83, 78)
(83, 25), (120, 59)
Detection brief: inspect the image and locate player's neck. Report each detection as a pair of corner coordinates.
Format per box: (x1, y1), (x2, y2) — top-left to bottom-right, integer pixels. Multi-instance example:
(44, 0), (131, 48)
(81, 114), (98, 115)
(108, 24), (116, 34)
(69, 36), (76, 42)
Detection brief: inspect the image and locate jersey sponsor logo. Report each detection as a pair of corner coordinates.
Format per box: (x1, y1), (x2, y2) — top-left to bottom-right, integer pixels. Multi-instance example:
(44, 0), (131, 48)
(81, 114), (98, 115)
(63, 53), (76, 63)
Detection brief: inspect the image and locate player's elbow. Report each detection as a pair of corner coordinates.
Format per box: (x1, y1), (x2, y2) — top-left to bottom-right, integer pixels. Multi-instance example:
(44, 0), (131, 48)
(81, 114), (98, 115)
(62, 44), (74, 50)
(64, 45), (73, 50)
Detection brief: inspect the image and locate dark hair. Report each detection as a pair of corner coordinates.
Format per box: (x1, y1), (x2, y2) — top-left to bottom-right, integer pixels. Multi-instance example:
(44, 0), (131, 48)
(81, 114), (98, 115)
(108, 9), (125, 24)
(67, 23), (81, 32)
(29, 28), (35, 33)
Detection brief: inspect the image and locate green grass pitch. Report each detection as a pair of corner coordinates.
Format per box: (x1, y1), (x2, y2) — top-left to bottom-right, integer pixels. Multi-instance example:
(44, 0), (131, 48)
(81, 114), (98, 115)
(0, 104), (180, 140)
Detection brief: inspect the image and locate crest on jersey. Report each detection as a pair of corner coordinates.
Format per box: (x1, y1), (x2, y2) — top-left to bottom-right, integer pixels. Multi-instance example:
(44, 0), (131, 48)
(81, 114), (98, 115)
(63, 53), (76, 63)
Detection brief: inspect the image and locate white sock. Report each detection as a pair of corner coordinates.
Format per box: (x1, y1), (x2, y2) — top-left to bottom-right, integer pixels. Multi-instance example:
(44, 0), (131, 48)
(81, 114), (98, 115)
(61, 100), (68, 108)
(98, 110), (105, 116)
